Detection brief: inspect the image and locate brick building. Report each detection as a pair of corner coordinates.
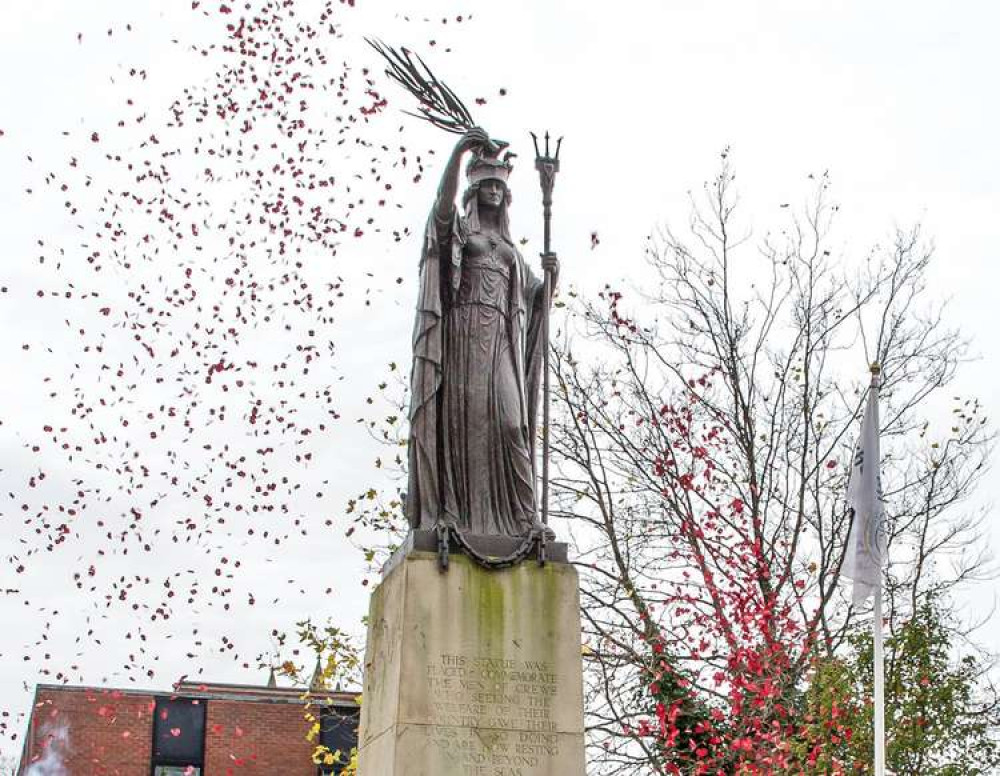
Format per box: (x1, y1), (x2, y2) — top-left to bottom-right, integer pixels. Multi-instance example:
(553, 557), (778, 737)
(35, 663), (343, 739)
(17, 677), (358, 776)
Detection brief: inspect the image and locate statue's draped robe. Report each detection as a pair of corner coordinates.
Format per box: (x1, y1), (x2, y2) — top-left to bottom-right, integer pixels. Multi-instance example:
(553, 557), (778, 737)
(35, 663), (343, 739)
(407, 208), (546, 535)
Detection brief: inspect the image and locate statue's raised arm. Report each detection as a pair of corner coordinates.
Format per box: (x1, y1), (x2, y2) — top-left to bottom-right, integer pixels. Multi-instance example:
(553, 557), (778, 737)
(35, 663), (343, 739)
(432, 128), (492, 226)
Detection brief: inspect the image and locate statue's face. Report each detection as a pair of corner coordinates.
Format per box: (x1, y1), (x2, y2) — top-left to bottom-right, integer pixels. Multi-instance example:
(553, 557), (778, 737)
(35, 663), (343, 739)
(477, 179), (507, 208)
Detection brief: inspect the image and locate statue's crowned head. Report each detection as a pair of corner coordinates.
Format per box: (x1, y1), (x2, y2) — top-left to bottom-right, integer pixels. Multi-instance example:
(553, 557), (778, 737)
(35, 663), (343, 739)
(465, 151), (513, 188)
(462, 149), (513, 239)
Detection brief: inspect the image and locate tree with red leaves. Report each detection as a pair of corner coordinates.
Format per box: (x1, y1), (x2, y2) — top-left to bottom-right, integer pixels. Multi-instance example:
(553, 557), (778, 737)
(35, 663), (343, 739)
(551, 155), (994, 774)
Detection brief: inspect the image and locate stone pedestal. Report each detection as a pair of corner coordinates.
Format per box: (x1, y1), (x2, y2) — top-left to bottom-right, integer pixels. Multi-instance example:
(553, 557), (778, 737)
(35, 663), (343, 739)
(357, 548), (586, 776)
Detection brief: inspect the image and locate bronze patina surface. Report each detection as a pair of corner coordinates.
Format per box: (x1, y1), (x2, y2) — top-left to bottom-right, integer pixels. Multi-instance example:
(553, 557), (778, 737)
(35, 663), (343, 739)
(406, 129), (559, 542)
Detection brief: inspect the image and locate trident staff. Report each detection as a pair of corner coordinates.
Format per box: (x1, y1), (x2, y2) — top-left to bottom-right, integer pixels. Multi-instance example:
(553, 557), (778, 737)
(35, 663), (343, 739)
(532, 131), (562, 561)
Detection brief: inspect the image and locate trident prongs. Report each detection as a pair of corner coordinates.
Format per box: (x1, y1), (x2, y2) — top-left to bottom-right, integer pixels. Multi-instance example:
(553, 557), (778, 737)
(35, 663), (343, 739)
(532, 131), (563, 162)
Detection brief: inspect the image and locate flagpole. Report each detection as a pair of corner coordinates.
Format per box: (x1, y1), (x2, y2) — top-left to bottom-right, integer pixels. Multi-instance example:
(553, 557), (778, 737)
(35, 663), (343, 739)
(874, 578), (886, 776)
(870, 363), (886, 776)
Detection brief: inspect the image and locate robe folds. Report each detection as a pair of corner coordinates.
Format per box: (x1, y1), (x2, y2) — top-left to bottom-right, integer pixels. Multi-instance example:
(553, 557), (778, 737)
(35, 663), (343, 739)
(406, 208), (546, 536)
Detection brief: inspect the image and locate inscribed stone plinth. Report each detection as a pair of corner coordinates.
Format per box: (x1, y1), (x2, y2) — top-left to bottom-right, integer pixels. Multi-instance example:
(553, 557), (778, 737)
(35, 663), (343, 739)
(356, 550), (586, 776)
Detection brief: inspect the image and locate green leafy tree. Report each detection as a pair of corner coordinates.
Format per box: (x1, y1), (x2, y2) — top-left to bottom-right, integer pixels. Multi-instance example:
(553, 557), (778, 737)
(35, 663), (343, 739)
(807, 596), (1000, 774)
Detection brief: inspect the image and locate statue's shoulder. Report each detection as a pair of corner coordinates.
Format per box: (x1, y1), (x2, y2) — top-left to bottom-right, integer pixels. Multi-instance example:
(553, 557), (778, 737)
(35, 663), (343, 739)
(434, 208), (467, 235)
(429, 209), (467, 250)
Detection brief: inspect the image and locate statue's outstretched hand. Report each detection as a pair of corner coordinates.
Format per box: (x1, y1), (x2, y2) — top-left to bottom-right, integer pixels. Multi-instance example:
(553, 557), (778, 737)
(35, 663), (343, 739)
(457, 127), (491, 155)
(541, 252), (559, 277)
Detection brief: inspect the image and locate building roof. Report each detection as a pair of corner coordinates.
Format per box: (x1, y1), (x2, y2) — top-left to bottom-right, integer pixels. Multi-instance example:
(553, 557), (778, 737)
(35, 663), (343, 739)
(32, 680), (359, 708)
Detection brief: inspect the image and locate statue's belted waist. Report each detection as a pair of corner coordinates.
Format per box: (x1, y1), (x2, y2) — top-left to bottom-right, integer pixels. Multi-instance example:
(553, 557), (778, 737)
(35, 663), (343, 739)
(453, 258), (511, 315)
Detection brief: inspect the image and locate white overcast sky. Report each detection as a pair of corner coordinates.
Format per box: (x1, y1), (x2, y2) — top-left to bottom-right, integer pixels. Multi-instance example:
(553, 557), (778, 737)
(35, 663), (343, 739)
(2, 0), (1000, 762)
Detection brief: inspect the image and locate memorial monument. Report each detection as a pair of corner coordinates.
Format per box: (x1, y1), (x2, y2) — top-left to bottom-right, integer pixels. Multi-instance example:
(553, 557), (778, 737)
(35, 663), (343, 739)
(356, 44), (586, 775)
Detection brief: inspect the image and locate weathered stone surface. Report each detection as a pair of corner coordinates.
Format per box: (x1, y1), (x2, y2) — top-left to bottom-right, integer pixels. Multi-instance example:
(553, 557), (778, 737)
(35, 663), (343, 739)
(357, 551), (586, 776)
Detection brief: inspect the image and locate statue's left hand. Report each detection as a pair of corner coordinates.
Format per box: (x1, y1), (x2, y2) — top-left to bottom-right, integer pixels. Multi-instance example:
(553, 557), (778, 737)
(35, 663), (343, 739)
(541, 252), (559, 276)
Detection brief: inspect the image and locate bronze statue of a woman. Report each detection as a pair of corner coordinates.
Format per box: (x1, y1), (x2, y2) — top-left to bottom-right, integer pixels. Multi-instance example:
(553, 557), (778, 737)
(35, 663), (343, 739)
(407, 128), (558, 538)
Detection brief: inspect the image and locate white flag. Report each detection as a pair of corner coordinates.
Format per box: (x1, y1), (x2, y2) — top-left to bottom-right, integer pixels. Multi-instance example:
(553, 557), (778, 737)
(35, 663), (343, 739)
(843, 375), (886, 605)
